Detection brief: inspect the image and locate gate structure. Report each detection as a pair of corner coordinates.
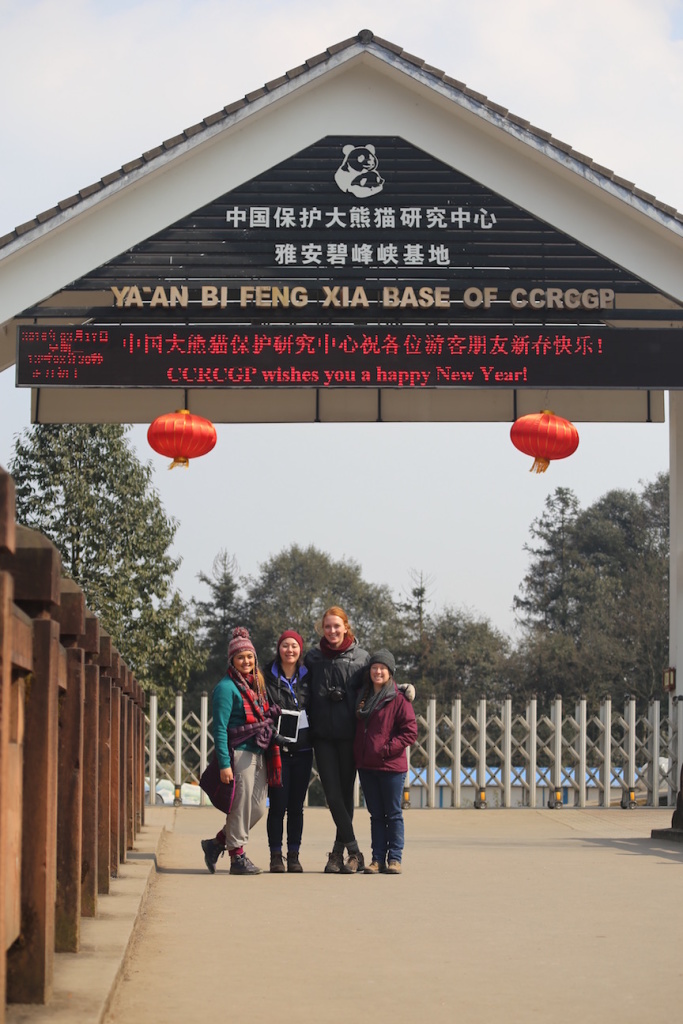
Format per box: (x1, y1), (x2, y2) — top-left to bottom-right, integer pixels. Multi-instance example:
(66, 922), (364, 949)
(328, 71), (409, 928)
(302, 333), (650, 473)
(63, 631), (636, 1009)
(2, 31), (683, 813)
(147, 692), (680, 812)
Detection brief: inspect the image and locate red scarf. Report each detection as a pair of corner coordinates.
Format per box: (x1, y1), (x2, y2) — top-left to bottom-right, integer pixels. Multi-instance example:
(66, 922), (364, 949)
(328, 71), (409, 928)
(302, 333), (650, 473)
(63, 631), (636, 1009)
(229, 668), (282, 787)
(320, 634), (354, 658)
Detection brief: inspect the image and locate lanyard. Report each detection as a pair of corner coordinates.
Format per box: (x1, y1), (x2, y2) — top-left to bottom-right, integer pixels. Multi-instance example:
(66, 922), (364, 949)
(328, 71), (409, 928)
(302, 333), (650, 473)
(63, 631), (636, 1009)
(279, 670), (300, 707)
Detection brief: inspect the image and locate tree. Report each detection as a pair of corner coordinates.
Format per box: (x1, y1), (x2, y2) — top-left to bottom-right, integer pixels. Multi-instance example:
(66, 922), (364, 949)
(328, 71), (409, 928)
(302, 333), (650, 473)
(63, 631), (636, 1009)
(512, 477), (669, 704)
(242, 543), (403, 659)
(413, 606), (511, 710)
(186, 551), (244, 706)
(9, 424), (203, 700)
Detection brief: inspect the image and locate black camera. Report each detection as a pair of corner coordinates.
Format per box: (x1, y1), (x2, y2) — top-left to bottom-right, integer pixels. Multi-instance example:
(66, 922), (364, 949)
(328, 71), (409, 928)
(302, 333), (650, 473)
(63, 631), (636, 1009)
(328, 688), (345, 702)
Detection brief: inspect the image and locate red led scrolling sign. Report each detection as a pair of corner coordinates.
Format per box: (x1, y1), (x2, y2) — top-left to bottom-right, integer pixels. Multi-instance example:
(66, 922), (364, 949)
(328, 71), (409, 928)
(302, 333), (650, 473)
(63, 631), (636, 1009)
(15, 324), (683, 389)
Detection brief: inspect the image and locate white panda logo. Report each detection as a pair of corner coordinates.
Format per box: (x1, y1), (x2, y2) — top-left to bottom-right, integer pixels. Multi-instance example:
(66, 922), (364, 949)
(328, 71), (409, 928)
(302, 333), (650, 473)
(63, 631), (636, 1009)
(334, 144), (385, 198)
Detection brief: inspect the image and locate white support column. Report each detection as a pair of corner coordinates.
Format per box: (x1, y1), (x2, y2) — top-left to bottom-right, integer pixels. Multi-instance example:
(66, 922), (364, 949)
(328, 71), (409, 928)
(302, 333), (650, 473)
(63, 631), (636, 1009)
(174, 691), (183, 805)
(577, 698), (587, 808)
(527, 698), (537, 809)
(600, 697), (612, 808)
(199, 691), (209, 807)
(678, 698), (683, 801)
(452, 699), (461, 809)
(148, 691), (158, 805)
(503, 697), (512, 808)
(669, 693), (677, 806)
(476, 697), (487, 807)
(670, 392), (683, 700)
(427, 698), (436, 809)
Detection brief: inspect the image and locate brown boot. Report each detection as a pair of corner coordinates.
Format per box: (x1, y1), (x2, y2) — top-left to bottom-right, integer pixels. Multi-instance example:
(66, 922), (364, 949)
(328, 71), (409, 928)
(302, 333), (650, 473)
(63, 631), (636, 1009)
(324, 850), (344, 873)
(341, 850), (365, 874)
(269, 851), (286, 873)
(287, 851), (303, 873)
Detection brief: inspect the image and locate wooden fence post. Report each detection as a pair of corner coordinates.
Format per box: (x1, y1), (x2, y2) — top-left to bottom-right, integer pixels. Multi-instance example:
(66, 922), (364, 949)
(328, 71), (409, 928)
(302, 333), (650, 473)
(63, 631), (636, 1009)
(0, 467), (16, 1024)
(4, 525), (62, 1004)
(97, 634), (112, 895)
(55, 579), (86, 953)
(80, 611), (100, 917)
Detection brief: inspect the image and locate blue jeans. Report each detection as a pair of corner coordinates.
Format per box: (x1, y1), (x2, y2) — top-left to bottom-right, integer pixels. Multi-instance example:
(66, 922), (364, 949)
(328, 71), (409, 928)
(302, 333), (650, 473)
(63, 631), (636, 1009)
(358, 769), (406, 865)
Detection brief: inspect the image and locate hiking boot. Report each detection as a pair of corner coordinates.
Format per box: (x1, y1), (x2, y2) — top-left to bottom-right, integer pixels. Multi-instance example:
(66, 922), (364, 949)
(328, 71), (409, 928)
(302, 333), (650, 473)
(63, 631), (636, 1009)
(201, 837), (224, 874)
(269, 851), (285, 873)
(287, 851), (303, 873)
(324, 850), (344, 873)
(341, 850), (365, 874)
(386, 860), (402, 874)
(364, 860), (382, 874)
(230, 853), (262, 875)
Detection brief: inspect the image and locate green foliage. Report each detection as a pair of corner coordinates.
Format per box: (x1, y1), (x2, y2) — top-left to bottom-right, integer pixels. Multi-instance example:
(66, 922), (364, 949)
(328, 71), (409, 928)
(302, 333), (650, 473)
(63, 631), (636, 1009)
(512, 475), (669, 703)
(186, 551), (244, 707)
(242, 543), (403, 658)
(10, 424), (204, 701)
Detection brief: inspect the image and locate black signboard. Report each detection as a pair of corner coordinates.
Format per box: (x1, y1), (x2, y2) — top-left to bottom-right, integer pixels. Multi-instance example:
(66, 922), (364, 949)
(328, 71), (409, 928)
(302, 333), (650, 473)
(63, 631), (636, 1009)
(16, 323), (683, 389)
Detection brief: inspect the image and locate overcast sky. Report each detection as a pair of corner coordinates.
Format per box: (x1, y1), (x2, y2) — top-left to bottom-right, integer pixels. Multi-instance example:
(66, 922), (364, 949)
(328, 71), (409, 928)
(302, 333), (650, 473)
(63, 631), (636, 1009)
(1, 0), (682, 638)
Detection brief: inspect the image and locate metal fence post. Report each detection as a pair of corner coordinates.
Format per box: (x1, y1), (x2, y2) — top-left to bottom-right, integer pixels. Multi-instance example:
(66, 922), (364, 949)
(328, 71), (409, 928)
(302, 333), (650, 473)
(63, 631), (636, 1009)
(527, 697), (537, 809)
(174, 691), (183, 805)
(503, 696), (512, 808)
(600, 696), (612, 807)
(549, 696), (563, 807)
(621, 695), (637, 808)
(649, 699), (660, 807)
(577, 698), (587, 808)
(452, 698), (461, 809)
(199, 691), (209, 807)
(148, 691), (158, 806)
(475, 697), (487, 808)
(427, 698), (436, 809)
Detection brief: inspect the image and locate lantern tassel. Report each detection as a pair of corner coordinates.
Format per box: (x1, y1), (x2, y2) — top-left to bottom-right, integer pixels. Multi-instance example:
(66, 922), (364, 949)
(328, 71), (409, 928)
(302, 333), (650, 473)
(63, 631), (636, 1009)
(530, 457), (550, 473)
(169, 456), (190, 470)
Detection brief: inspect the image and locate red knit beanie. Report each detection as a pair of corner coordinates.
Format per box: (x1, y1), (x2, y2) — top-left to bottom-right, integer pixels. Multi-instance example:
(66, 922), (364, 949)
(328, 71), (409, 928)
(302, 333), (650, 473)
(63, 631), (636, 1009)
(277, 630), (304, 653)
(228, 626), (257, 664)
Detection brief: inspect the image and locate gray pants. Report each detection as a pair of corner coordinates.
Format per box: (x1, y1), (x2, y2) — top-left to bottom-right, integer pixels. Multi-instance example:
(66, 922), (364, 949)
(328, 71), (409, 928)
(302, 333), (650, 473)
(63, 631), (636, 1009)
(222, 749), (267, 851)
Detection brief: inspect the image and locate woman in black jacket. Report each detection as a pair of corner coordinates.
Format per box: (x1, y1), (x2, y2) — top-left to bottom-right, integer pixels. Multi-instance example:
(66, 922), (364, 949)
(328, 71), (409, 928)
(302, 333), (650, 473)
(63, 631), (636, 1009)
(305, 606), (369, 874)
(264, 630), (312, 873)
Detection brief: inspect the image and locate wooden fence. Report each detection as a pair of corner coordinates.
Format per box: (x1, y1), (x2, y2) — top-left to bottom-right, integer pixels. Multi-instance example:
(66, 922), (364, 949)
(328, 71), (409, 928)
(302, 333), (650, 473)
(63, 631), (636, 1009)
(0, 465), (146, 1020)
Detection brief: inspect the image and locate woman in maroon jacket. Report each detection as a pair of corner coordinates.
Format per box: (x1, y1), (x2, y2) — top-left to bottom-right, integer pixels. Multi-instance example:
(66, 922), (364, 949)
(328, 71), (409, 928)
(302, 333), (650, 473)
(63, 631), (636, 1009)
(354, 649), (417, 874)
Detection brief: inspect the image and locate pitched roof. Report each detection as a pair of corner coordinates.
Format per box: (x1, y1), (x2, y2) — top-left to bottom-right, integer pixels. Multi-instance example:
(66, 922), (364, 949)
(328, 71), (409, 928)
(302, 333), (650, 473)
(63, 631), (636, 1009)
(2, 27), (682, 254)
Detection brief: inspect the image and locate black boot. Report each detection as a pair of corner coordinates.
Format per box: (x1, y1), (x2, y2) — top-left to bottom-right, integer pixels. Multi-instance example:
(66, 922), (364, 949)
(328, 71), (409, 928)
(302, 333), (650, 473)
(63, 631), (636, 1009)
(201, 837), (225, 874)
(287, 851), (303, 873)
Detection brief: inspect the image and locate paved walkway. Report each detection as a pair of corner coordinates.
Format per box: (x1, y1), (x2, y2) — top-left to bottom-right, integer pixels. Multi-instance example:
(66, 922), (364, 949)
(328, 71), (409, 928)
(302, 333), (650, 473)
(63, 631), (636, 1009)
(6, 805), (682, 1024)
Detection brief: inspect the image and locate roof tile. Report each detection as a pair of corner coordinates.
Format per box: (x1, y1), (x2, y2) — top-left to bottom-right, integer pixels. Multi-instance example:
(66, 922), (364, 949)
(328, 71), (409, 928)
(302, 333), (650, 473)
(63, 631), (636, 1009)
(163, 134), (186, 151)
(202, 111), (225, 127)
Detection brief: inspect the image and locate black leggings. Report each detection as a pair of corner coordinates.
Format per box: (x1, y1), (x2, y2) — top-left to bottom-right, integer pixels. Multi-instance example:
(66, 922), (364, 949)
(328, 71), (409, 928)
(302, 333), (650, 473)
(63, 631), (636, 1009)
(314, 738), (357, 848)
(267, 749), (314, 852)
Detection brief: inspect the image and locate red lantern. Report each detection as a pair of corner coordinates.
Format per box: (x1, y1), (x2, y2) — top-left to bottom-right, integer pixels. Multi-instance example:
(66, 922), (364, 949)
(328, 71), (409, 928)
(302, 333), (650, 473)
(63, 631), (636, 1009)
(147, 409), (217, 469)
(510, 409), (579, 473)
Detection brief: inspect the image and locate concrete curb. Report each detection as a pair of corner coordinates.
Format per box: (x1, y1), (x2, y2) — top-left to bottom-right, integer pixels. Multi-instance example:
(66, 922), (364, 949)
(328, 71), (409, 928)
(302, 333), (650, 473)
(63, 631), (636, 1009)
(5, 808), (168, 1024)
(651, 826), (683, 843)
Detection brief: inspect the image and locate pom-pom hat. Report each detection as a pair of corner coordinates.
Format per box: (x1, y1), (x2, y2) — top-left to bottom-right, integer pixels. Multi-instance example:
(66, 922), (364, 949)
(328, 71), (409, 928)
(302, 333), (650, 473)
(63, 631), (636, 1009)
(228, 626), (257, 664)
